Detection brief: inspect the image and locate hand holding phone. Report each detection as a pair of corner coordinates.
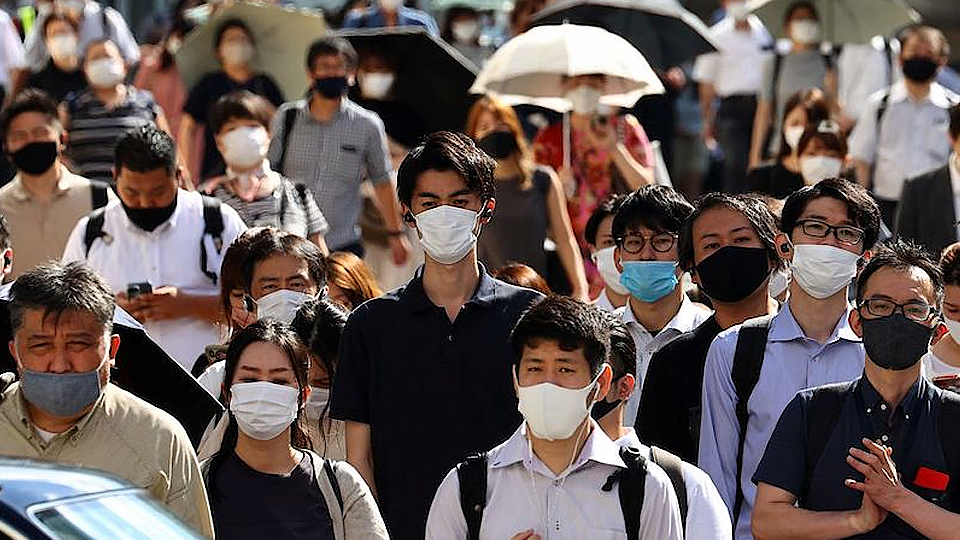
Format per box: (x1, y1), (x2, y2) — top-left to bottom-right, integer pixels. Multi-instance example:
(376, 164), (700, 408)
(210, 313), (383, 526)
(126, 282), (153, 300)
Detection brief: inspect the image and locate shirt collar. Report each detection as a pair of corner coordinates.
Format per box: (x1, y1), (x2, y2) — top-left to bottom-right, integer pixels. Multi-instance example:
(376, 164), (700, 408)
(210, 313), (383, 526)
(491, 421), (626, 472)
(621, 294), (705, 334)
(9, 166), (74, 202)
(768, 301), (860, 343)
(399, 262), (497, 313)
(889, 81), (953, 108)
(10, 382), (107, 445)
(855, 373), (931, 416)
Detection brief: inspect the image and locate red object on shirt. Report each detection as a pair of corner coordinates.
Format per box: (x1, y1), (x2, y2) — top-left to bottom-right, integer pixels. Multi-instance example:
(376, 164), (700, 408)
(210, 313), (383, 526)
(914, 466), (950, 491)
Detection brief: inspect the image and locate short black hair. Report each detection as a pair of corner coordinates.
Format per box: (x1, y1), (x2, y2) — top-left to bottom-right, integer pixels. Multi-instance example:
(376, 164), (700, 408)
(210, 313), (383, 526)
(606, 315), (636, 380)
(0, 88), (61, 143)
(10, 261), (114, 335)
(114, 124), (178, 177)
(585, 194), (626, 247)
(856, 238), (944, 308)
(781, 178), (881, 251)
(679, 193), (783, 271)
(209, 90), (273, 134)
(511, 296), (610, 377)
(0, 212), (10, 251)
(612, 185), (694, 244)
(214, 18), (254, 50)
(396, 131), (496, 207)
(306, 36), (358, 71)
(784, 0), (817, 24)
(241, 228), (326, 293)
(949, 102), (960, 140)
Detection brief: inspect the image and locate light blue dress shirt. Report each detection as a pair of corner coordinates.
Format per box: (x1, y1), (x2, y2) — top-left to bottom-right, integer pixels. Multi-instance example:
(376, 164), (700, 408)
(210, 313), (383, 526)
(697, 303), (865, 540)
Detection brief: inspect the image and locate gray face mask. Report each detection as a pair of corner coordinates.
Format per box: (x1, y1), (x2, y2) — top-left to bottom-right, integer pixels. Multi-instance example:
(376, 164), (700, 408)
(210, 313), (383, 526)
(19, 357), (107, 417)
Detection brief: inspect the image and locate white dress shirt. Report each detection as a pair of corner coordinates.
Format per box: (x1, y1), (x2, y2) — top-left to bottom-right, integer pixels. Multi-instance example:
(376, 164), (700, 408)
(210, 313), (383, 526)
(425, 422), (683, 540)
(616, 428), (733, 540)
(0, 10), (25, 91)
(692, 15), (772, 97)
(23, 1), (140, 68)
(837, 40), (899, 123)
(617, 295), (713, 423)
(62, 190), (246, 369)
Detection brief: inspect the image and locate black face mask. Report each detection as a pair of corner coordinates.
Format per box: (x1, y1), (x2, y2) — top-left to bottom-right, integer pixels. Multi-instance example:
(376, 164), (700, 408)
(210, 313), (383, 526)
(902, 57), (939, 83)
(696, 245), (770, 303)
(478, 130), (518, 160)
(591, 397), (622, 421)
(10, 141), (58, 175)
(314, 76), (349, 99)
(861, 313), (934, 371)
(121, 195), (177, 232)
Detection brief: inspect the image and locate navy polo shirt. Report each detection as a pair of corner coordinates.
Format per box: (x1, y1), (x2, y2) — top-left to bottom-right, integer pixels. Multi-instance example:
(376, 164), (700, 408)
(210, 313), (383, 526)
(755, 374), (960, 539)
(329, 265), (542, 540)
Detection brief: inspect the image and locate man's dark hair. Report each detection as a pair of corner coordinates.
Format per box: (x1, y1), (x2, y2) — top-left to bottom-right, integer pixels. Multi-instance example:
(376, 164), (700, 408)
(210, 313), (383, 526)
(306, 36), (358, 71)
(606, 315), (636, 380)
(940, 242), (960, 287)
(856, 239), (944, 308)
(784, 0), (817, 24)
(0, 88), (61, 143)
(0, 212), (10, 251)
(899, 24), (950, 60)
(396, 131), (496, 207)
(209, 90), (274, 134)
(114, 124), (178, 177)
(585, 194), (626, 247)
(10, 261), (114, 334)
(949, 102), (960, 140)
(511, 296), (610, 377)
(679, 193), (783, 271)
(214, 18), (254, 50)
(241, 228), (326, 293)
(781, 178), (881, 251)
(612, 185), (694, 244)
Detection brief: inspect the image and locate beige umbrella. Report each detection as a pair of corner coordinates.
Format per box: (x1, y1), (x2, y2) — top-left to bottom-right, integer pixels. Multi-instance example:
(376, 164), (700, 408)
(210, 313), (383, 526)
(176, 1), (327, 100)
(746, 0), (921, 43)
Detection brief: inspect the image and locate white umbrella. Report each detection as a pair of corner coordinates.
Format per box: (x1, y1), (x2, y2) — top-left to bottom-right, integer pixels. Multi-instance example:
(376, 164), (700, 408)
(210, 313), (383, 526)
(746, 0), (921, 44)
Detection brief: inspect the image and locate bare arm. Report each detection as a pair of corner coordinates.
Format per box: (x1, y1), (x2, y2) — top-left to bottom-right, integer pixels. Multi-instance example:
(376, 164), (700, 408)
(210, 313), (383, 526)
(345, 420), (378, 499)
(610, 143), (654, 189)
(700, 82), (717, 143)
(544, 170), (588, 301)
(853, 158), (872, 189)
(752, 482), (884, 540)
(749, 99), (772, 170)
(372, 181), (409, 265)
(179, 114), (199, 182)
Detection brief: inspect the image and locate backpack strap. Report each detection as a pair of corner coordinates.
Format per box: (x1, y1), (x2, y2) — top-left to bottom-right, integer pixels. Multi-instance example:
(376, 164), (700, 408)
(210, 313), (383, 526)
(801, 381), (854, 501)
(199, 196), (225, 286)
(730, 314), (774, 525)
(89, 180), (109, 210)
(83, 207), (108, 258)
(769, 52), (784, 124)
(876, 89), (891, 133)
(456, 452), (488, 540)
(650, 446), (688, 527)
(616, 445), (647, 540)
(275, 107), (299, 177)
(322, 458), (344, 514)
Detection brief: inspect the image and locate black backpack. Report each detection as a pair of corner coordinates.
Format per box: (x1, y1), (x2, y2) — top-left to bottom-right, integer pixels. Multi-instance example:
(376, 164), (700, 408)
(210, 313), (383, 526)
(83, 195), (225, 285)
(457, 445), (654, 540)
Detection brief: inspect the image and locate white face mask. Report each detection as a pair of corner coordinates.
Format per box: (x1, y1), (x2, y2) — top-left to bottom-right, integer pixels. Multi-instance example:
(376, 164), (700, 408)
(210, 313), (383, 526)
(85, 57), (124, 88)
(565, 85), (602, 115)
(230, 381), (300, 441)
(791, 244), (859, 299)
(516, 366), (604, 441)
(359, 72), (395, 100)
(257, 289), (315, 324)
(221, 126), (268, 170)
(48, 33), (78, 62)
(784, 125), (804, 151)
(791, 19), (820, 45)
(221, 41), (254, 67)
(800, 155), (843, 186)
(452, 20), (480, 44)
(592, 246), (629, 296)
(768, 267), (791, 298)
(415, 205), (481, 265)
(727, 1), (749, 21)
(303, 386), (329, 420)
(380, 0), (403, 10)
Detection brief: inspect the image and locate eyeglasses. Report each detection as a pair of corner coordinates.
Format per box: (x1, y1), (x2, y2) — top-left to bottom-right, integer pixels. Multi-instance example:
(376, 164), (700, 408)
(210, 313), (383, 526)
(617, 232), (677, 254)
(795, 219), (864, 246)
(858, 298), (937, 322)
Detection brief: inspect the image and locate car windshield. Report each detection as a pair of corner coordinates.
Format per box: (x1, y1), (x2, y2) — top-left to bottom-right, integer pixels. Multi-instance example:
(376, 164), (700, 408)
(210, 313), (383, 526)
(31, 491), (202, 540)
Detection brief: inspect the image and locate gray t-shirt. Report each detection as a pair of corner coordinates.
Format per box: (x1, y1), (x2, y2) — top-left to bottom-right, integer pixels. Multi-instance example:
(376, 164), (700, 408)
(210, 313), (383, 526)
(760, 49), (830, 155)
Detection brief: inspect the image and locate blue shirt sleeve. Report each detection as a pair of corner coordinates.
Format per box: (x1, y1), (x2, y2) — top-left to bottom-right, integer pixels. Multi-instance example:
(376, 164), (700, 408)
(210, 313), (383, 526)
(752, 393), (807, 497)
(698, 329), (743, 517)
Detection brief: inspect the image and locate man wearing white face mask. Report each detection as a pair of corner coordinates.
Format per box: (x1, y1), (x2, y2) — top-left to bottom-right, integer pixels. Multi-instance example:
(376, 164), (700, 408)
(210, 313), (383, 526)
(426, 296), (682, 540)
(342, 0), (440, 36)
(26, 12), (88, 103)
(586, 194), (629, 312)
(24, 0), (140, 70)
(331, 132), (543, 540)
(698, 179), (881, 540)
(796, 120), (848, 186)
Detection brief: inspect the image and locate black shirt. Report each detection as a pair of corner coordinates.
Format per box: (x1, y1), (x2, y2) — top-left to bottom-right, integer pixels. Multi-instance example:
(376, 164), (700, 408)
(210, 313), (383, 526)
(755, 375), (960, 539)
(636, 316), (722, 463)
(183, 71), (285, 180)
(330, 266), (543, 540)
(747, 161), (804, 199)
(209, 450), (334, 540)
(26, 61), (88, 103)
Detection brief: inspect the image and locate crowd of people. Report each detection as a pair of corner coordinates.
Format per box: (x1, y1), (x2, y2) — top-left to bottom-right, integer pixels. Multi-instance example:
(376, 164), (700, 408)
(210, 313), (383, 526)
(0, 0), (959, 539)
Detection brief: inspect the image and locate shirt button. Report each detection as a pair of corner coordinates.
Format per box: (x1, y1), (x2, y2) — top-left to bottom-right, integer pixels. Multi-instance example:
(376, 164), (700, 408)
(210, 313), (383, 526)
(447, 335), (454, 342)
(866, 408), (872, 413)
(881, 434), (889, 442)
(880, 404), (887, 411)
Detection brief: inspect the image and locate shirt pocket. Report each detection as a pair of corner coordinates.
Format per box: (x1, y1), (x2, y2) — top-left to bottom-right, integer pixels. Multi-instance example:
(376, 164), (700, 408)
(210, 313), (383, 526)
(330, 144), (363, 182)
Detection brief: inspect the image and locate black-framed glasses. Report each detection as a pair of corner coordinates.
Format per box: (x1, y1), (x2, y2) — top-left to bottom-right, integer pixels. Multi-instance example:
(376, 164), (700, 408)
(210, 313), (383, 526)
(617, 232), (677, 254)
(858, 298), (937, 322)
(795, 219), (864, 246)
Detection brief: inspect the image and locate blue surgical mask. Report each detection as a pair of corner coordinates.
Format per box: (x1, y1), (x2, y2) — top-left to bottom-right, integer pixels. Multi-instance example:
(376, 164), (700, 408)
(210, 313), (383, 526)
(620, 260), (679, 303)
(19, 357), (108, 417)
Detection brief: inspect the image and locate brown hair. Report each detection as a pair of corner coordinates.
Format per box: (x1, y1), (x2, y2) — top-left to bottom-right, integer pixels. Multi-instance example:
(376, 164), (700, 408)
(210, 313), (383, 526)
(492, 263), (552, 295)
(778, 87), (830, 161)
(326, 251), (382, 310)
(218, 227), (267, 333)
(209, 90), (274, 135)
(465, 94), (536, 190)
(797, 121), (848, 157)
(940, 242), (960, 287)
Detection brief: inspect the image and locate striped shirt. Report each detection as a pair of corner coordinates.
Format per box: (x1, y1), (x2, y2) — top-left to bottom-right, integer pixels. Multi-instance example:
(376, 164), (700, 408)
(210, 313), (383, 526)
(205, 177), (329, 239)
(65, 86), (159, 184)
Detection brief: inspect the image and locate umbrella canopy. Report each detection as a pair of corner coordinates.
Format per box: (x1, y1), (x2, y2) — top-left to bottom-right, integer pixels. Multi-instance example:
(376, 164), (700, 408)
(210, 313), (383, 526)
(529, 0), (718, 71)
(425, 0), (514, 12)
(746, 0), (921, 43)
(0, 301), (223, 447)
(336, 27), (479, 138)
(176, 1), (326, 102)
(470, 23), (664, 111)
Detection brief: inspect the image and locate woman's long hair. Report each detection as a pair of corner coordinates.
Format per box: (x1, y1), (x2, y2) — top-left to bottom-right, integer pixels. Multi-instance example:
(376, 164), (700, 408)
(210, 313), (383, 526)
(465, 94), (537, 190)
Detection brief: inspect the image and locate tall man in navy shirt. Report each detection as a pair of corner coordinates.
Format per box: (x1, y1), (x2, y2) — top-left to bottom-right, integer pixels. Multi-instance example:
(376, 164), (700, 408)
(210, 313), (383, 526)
(329, 131), (543, 540)
(753, 240), (960, 539)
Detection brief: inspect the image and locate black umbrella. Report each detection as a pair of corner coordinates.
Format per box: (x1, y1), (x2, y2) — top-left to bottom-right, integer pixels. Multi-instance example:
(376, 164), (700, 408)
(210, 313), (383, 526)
(336, 27), (479, 144)
(0, 302), (223, 447)
(530, 0), (718, 71)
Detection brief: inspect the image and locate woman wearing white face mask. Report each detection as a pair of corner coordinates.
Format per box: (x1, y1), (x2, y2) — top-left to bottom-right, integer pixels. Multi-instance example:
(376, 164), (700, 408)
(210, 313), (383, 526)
(747, 87), (830, 198)
(203, 91), (329, 250)
(26, 13), (87, 103)
(202, 320), (388, 540)
(796, 120), (849, 186)
(923, 243), (960, 383)
(748, 0), (839, 169)
(441, 7), (491, 67)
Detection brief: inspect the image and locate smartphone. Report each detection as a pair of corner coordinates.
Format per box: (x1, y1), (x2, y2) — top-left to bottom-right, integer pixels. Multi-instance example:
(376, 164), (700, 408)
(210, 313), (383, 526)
(933, 374), (960, 392)
(126, 282), (153, 299)
(243, 295), (256, 312)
